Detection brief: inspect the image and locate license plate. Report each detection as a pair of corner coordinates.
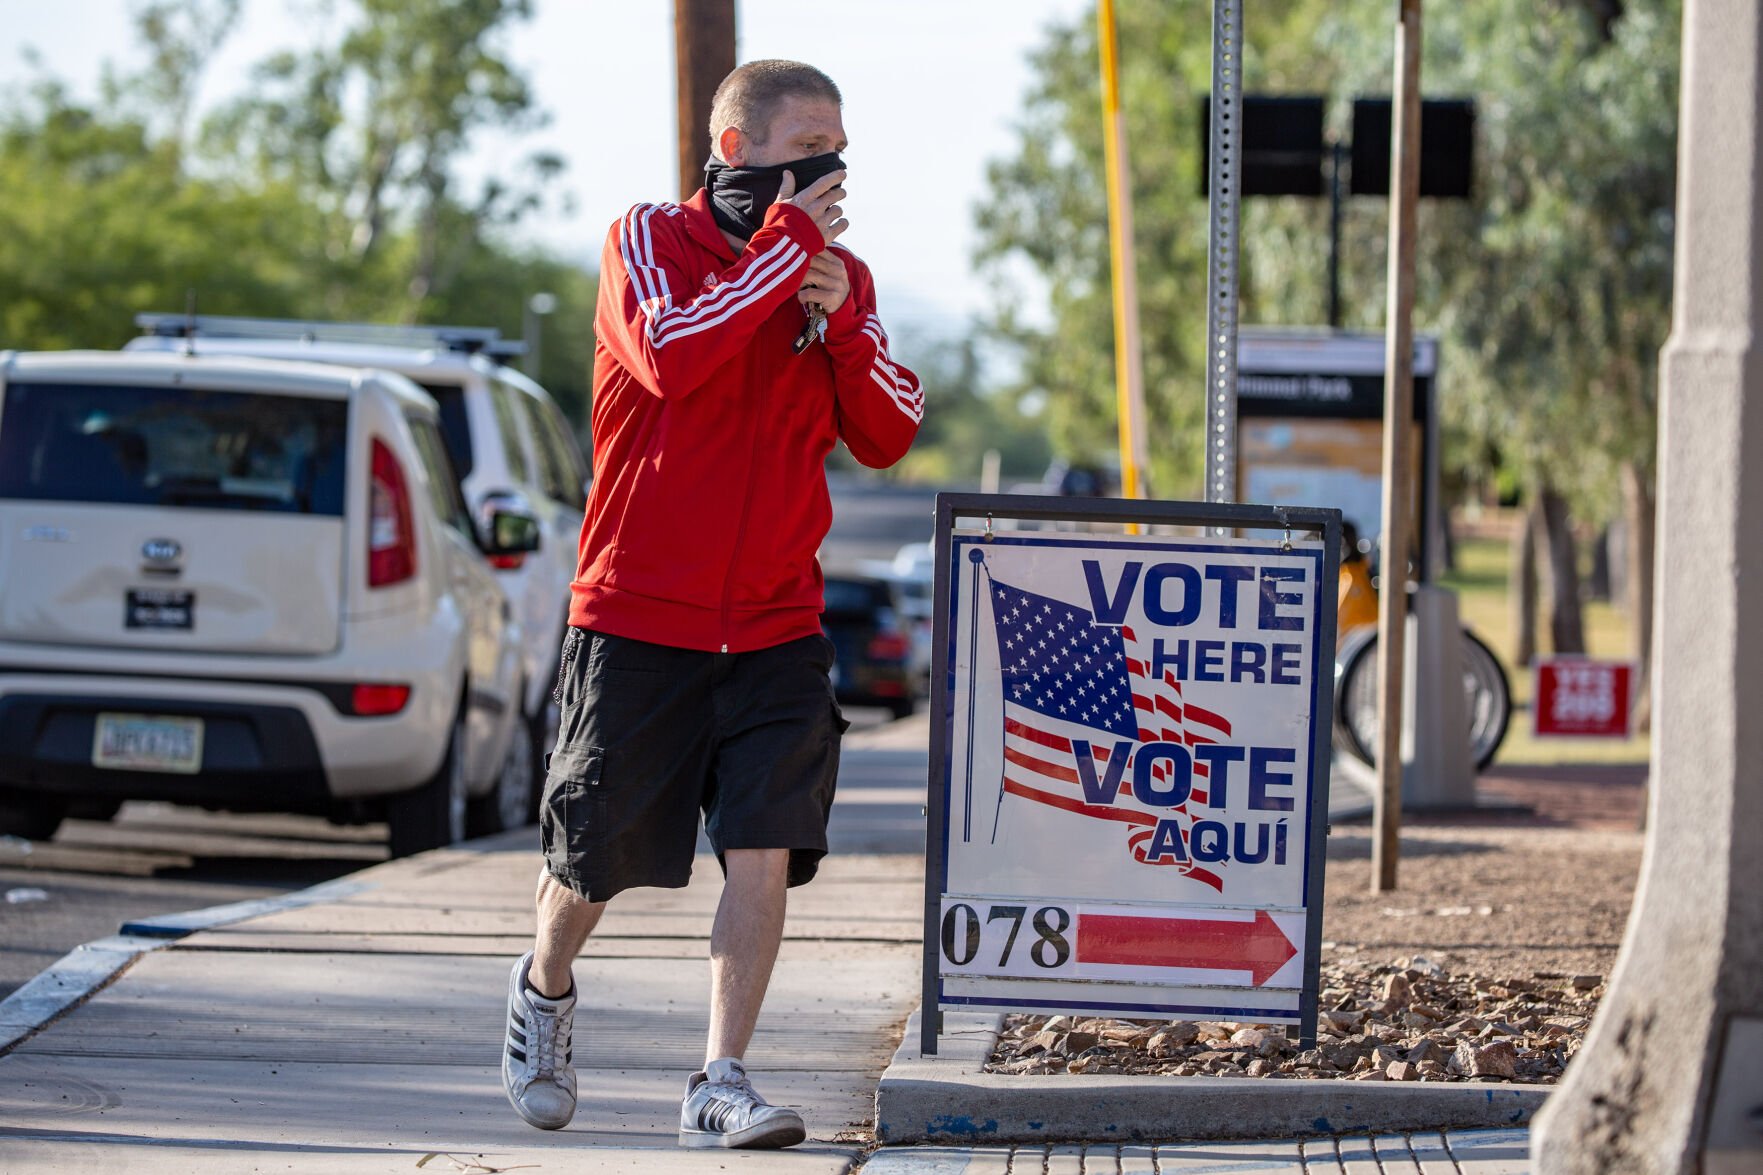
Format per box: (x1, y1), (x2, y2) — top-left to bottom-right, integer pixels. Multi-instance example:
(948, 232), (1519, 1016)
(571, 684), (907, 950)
(92, 713), (204, 774)
(126, 588), (194, 630)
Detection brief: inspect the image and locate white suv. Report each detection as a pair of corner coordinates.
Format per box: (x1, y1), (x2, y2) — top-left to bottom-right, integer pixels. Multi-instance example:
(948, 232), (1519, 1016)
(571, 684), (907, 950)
(127, 316), (589, 819)
(0, 350), (534, 856)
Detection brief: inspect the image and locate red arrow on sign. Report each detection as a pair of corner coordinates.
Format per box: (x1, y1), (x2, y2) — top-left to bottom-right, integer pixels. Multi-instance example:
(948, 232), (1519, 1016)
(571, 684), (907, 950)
(1076, 910), (1298, 986)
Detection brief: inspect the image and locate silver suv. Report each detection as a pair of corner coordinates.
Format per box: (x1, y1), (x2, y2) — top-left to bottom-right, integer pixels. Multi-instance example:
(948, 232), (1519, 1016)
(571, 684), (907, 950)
(0, 349), (536, 855)
(128, 316), (589, 818)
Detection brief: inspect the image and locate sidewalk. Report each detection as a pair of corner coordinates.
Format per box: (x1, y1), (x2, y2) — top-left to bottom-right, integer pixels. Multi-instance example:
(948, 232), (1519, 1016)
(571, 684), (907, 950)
(0, 725), (1547, 1172)
(0, 743), (928, 1172)
(860, 1132), (1531, 1173)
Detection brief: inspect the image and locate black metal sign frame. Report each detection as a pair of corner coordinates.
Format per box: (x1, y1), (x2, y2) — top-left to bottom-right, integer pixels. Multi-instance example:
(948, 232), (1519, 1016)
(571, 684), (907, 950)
(920, 493), (1341, 1056)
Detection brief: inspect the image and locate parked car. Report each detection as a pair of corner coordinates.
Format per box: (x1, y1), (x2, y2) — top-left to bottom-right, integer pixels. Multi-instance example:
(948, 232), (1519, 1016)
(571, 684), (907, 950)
(821, 574), (918, 720)
(128, 315), (589, 818)
(0, 349), (535, 855)
(857, 541), (934, 690)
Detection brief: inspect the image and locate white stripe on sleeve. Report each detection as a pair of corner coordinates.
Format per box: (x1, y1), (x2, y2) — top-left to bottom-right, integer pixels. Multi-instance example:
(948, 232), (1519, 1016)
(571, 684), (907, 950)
(617, 203), (808, 350)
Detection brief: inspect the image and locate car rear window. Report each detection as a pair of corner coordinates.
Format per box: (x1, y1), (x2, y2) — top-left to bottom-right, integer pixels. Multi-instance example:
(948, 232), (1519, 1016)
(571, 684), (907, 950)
(0, 381), (348, 515)
(416, 382), (474, 481)
(823, 579), (889, 615)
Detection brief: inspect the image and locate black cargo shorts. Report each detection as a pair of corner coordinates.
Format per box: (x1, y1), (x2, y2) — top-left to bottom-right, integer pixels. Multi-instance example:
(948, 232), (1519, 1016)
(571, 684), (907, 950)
(540, 627), (850, 902)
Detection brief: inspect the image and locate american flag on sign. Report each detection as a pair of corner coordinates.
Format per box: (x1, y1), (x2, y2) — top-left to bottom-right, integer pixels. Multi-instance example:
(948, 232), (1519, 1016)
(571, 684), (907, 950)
(986, 573), (1234, 891)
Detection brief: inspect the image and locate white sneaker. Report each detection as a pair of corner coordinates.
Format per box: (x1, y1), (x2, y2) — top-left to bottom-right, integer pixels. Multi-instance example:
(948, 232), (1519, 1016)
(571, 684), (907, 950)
(678, 1057), (806, 1149)
(502, 952), (576, 1130)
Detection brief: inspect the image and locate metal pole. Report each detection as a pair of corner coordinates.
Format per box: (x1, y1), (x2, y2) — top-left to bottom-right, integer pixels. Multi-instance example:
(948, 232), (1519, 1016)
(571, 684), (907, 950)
(1328, 141), (1345, 330)
(675, 0), (736, 202)
(522, 302), (535, 376)
(921, 495), (958, 1057)
(1373, 0), (1422, 894)
(1204, 0), (1244, 513)
(1098, 0), (1150, 501)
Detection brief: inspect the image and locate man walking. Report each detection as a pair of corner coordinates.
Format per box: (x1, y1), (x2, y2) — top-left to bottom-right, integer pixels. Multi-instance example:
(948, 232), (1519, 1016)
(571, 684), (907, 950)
(501, 60), (922, 1149)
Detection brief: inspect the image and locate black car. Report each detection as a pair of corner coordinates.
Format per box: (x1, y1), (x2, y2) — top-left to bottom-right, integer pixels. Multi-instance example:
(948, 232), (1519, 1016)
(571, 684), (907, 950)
(821, 575), (918, 720)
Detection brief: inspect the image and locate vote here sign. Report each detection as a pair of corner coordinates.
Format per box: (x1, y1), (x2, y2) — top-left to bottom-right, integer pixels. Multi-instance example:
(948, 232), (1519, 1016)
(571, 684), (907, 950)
(932, 529), (1333, 1027)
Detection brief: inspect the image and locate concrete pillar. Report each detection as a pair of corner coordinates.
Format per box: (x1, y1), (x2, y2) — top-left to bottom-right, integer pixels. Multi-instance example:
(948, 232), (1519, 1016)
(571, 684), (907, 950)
(1401, 585), (1474, 808)
(1531, 3), (1763, 1172)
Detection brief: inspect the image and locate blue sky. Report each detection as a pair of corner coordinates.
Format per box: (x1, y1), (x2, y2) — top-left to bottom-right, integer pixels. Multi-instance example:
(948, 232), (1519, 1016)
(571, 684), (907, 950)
(10, 0), (1093, 342)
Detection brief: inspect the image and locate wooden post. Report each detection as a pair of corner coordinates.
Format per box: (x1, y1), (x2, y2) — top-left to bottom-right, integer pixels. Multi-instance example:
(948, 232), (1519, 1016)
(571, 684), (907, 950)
(675, 0), (737, 202)
(1372, 0), (1422, 894)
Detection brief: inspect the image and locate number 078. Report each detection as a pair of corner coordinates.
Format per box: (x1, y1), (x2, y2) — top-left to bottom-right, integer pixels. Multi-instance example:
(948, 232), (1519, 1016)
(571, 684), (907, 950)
(939, 901), (1072, 973)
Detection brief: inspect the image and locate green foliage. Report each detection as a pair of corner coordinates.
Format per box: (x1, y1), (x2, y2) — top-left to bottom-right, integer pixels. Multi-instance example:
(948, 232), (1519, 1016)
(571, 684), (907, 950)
(1305, 0), (1679, 520)
(0, 0), (596, 428)
(975, 2), (1197, 494)
(976, 2), (1358, 496)
(888, 335), (1052, 485)
(203, 0), (562, 301)
(0, 79), (329, 349)
(976, 0), (1679, 516)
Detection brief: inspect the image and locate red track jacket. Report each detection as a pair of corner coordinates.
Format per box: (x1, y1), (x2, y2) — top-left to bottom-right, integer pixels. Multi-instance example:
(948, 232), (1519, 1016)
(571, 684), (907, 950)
(568, 190), (923, 653)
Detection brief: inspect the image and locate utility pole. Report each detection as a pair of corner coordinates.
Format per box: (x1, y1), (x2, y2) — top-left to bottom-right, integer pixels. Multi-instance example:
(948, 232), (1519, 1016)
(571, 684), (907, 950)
(1372, 0), (1422, 893)
(675, 0), (736, 202)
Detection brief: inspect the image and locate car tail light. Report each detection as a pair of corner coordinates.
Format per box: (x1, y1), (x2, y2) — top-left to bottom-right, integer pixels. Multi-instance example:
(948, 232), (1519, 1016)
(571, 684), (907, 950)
(867, 631), (911, 661)
(351, 683), (412, 716)
(871, 679), (908, 698)
(368, 438), (417, 588)
(488, 553), (525, 571)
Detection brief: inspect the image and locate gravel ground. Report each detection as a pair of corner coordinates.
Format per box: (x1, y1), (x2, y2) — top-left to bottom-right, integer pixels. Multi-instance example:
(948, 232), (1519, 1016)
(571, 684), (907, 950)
(987, 765), (1645, 1083)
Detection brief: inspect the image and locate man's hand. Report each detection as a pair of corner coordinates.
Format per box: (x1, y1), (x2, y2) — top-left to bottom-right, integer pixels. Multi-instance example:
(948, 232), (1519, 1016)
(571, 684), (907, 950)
(775, 168), (848, 247)
(797, 251), (850, 317)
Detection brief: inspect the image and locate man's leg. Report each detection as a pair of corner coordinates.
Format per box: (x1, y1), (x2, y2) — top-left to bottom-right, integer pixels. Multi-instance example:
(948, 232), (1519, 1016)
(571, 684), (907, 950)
(705, 847), (789, 1063)
(530, 869), (605, 998)
(680, 845), (805, 1149)
(505, 869), (597, 1131)
(510, 629), (713, 1132)
(680, 634), (837, 1149)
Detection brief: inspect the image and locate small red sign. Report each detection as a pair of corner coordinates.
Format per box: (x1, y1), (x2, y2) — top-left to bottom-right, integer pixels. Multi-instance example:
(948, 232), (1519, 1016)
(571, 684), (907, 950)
(1533, 658), (1634, 738)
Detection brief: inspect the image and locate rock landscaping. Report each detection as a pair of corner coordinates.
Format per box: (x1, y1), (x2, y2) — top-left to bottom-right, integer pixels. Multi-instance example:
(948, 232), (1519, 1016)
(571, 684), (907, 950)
(987, 954), (1603, 1082)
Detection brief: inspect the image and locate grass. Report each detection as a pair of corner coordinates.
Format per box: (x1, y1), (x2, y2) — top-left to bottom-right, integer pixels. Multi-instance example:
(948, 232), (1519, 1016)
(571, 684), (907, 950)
(1439, 533), (1650, 767)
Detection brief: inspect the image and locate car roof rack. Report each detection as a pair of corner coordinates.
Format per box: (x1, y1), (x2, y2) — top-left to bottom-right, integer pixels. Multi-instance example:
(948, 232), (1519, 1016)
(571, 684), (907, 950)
(132, 313), (528, 357)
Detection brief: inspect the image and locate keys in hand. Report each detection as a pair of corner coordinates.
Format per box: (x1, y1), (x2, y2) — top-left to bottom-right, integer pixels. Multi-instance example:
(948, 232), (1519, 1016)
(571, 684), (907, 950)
(793, 305), (827, 355)
(792, 252), (847, 354)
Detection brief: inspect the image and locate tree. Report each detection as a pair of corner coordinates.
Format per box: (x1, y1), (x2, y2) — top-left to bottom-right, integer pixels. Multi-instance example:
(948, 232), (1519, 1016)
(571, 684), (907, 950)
(974, 1), (1340, 497)
(0, 78), (334, 350)
(203, 0), (563, 318)
(1, 1), (597, 430)
(1415, 1), (1675, 687)
(977, 0), (1678, 709)
(884, 335), (1052, 486)
(128, 0), (242, 145)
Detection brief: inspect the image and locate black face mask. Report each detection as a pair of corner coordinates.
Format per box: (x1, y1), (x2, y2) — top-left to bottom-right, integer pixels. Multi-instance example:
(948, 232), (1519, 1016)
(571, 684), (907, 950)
(704, 151), (845, 240)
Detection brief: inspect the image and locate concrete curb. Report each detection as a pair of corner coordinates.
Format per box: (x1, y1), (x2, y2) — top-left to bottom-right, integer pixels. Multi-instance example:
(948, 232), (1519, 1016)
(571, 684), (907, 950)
(118, 876), (369, 938)
(0, 875), (369, 1056)
(875, 1009), (1550, 1145)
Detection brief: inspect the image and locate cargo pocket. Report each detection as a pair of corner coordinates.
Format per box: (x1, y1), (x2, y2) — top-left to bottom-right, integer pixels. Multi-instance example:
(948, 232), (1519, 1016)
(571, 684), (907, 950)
(539, 744), (605, 894)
